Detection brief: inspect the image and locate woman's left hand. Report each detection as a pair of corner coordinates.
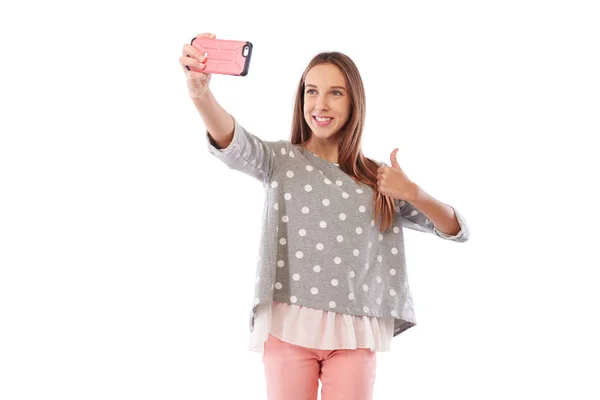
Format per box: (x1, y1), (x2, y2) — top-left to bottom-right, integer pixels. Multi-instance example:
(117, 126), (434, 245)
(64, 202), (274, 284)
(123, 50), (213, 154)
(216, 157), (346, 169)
(376, 148), (420, 201)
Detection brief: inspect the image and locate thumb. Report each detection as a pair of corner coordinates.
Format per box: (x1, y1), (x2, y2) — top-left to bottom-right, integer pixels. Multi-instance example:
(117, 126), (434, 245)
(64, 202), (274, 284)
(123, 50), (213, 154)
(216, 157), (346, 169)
(390, 148), (400, 169)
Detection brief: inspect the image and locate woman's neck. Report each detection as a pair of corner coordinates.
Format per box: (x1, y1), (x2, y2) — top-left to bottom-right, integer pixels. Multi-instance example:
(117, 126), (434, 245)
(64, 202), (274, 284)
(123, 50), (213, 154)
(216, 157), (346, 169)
(302, 137), (339, 164)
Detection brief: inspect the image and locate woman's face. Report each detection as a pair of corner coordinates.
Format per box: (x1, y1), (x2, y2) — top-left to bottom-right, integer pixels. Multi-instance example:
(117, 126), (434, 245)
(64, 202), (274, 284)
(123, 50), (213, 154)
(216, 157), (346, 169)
(303, 63), (351, 141)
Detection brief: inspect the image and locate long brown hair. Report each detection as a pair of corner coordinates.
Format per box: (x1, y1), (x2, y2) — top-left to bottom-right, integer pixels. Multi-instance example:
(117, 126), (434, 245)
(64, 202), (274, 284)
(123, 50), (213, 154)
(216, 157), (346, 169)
(290, 52), (395, 233)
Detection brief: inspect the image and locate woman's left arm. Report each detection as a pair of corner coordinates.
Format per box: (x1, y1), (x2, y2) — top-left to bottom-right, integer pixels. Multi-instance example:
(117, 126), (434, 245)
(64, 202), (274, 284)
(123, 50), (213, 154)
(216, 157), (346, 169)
(377, 149), (469, 241)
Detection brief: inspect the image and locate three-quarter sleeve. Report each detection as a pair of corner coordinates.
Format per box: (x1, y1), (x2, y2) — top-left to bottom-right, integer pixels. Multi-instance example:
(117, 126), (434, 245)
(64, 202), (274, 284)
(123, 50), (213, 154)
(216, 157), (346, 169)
(395, 198), (470, 242)
(206, 116), (283, 185)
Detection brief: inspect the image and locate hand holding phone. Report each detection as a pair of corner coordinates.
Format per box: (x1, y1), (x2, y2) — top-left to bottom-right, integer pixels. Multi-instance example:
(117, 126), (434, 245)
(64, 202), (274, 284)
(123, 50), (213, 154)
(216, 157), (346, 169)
(180, 33), (216, 99)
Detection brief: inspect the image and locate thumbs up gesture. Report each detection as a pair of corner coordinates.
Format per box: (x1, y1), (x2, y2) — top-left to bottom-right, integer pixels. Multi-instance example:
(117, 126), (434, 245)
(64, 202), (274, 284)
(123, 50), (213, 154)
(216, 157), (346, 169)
(376, 148), (420, 201)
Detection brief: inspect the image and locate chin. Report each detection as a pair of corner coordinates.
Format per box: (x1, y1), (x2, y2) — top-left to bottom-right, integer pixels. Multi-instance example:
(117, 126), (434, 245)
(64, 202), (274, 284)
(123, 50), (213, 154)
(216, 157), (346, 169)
(307, 119), (338, 135)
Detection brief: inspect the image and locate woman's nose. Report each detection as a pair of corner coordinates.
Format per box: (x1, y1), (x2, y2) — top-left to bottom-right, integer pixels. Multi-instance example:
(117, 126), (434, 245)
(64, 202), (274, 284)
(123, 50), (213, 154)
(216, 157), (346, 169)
(315, 96), (328, 111)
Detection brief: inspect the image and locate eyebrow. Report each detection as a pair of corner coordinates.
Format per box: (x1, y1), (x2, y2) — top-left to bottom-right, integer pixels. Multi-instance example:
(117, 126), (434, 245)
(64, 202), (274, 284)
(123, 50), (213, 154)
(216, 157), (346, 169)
(305, 84), (347, 91)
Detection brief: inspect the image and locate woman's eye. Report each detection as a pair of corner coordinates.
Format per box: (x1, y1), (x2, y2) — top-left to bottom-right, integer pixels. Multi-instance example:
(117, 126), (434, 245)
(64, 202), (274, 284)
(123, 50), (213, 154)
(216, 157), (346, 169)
(305, 89), (343, 96)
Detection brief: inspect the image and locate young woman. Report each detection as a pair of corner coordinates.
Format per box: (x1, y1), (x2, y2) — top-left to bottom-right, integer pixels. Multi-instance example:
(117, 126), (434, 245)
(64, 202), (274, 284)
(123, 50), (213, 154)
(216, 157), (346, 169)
(180, 32), (469, 400)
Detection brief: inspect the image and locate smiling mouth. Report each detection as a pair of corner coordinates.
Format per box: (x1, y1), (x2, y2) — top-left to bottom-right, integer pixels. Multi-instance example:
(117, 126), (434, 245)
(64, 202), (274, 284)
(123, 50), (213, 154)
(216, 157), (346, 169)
(313, 116), (334, 125)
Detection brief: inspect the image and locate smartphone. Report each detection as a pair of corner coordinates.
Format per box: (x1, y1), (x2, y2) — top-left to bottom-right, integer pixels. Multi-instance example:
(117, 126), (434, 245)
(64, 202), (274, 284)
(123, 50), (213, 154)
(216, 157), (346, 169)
(186, 37), (253, 76)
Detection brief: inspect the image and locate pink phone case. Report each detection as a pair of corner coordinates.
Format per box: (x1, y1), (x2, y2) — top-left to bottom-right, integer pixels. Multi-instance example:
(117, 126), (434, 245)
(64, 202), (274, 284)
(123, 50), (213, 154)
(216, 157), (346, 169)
(187, 37), (253, 76)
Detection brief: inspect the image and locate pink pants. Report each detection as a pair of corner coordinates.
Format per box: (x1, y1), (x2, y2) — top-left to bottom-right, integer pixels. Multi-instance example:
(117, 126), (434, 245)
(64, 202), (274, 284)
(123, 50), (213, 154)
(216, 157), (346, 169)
(262, 333), (377, 400)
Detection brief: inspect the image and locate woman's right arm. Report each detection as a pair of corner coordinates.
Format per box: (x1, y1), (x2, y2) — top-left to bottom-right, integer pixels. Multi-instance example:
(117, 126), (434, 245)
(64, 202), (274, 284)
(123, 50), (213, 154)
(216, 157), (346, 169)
(182, 33), (289, 185)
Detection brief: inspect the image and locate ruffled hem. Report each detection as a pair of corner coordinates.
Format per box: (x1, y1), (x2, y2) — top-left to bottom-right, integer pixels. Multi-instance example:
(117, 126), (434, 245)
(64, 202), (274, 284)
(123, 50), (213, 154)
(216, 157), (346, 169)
(248, 301), (394, 354)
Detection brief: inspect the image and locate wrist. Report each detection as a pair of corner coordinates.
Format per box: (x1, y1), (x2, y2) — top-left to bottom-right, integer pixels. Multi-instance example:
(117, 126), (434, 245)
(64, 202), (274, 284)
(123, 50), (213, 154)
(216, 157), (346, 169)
(406, 182), (422, 202)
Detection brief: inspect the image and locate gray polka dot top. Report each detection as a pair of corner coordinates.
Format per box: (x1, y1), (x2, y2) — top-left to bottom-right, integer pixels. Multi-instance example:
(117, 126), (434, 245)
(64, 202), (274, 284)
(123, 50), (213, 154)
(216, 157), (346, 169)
(206, 116), (470, 337)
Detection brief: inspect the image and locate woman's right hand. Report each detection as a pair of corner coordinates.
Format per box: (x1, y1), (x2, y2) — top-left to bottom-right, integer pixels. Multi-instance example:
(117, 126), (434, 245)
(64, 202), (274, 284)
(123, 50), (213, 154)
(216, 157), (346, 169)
(180, 32), (216, 99)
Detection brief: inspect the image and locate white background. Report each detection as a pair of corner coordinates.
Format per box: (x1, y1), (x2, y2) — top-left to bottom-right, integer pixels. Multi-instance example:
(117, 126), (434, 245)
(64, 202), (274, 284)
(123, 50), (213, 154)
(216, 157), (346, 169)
(1, 0), (599, 399)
